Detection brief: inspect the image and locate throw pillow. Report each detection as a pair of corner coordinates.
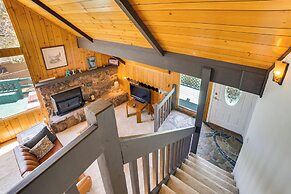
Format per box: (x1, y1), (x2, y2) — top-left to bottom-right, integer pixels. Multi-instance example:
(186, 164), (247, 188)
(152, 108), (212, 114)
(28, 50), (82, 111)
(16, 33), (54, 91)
(24, 126), (57, 148)
(29, 135), (55, 160)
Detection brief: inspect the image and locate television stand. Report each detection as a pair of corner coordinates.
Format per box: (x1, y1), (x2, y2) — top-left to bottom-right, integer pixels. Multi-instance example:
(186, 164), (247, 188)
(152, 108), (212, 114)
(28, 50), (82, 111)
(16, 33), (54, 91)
(126, 98), (153, 123)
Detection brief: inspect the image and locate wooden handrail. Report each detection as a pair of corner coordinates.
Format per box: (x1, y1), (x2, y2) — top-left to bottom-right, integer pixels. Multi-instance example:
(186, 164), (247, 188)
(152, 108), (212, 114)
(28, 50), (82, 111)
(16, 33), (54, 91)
(120, 126), (194, 194)
(155, 86), (176, 110)
(120, 126), (195, 164)
(154, 85), (176, 132)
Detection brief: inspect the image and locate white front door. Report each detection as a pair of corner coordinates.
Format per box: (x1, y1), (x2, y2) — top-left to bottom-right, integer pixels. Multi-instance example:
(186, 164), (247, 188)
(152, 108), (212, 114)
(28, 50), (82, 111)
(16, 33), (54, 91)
(207, 83), (258, 137)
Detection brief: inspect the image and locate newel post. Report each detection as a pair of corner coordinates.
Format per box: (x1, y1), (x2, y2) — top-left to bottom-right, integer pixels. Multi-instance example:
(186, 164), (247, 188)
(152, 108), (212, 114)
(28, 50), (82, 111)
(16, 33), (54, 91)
(85, 99), (128, 194)
(191, 67), (212, 153)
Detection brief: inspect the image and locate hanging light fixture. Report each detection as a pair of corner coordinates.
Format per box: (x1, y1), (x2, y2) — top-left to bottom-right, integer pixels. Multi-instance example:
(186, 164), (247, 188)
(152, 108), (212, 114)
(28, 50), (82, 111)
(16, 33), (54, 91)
(273, 61), (289, 85)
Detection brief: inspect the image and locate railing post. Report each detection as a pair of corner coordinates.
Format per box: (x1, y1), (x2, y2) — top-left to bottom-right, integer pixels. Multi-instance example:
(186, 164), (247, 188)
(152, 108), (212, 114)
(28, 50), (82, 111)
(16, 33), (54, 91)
(154, 103), (159, 132)
(191, 67), (212, 153)
(85, 99), (128, 194)
(171, 84), (177, 110)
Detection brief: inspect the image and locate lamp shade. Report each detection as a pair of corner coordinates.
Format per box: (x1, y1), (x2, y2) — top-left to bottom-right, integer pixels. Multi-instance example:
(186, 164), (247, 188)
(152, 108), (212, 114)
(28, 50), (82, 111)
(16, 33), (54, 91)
(273, 61), (289, 85)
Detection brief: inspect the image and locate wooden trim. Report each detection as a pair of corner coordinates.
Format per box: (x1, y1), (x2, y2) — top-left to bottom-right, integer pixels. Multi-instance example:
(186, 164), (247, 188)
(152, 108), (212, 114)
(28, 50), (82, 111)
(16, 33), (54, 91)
(78, 38), (268, 95)
(114, 0), (164, 55)
(0, 47), (22, 57)
(120, 126), (195, 164)
(31, 0), (93, 42)
(35, 65), (117, 88)
(203, 82), (213, 121)
(278, 47), (291, 61)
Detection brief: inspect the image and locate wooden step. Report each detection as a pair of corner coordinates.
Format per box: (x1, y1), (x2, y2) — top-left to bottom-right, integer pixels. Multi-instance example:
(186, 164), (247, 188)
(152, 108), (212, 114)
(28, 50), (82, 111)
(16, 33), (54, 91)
(187, 155), (235, 185)
(167, 175), (199, 194)
(181, 163), (238, 194)
(159, 184), (176, 194)
(185, 159), (236, 186)
(190, 153), (234, 179)
(175, 168), (216, 194)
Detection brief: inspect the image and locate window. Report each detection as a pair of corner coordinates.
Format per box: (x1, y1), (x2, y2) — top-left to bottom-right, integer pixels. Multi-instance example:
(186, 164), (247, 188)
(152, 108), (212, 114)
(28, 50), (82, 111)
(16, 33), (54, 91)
(0, 0), (39, 119)
(225, 86), (241, 106)
(0, 0), (19, 49)
(178, 74), (201, 112)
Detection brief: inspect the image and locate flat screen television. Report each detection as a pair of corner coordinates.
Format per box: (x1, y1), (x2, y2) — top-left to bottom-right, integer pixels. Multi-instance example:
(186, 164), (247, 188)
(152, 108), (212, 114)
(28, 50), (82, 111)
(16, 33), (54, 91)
(130, 83), (151, 103)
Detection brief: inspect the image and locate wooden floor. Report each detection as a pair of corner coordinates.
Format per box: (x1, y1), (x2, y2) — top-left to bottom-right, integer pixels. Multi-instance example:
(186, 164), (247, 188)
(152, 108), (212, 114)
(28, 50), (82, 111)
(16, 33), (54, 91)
(0, 107), (44, 143)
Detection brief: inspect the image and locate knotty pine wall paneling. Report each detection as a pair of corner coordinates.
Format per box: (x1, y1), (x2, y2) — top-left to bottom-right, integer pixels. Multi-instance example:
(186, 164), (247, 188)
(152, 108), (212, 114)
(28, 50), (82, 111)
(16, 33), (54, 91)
(0, 108), (44, 143)
(118, 60), (180, 104)
(3, 0), (111, 84)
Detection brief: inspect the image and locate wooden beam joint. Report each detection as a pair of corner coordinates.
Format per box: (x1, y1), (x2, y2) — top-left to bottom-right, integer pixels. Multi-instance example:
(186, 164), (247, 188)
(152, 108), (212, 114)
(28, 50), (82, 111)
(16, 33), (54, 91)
(31, 0), (93, 42)
(114, 0), (164, 56)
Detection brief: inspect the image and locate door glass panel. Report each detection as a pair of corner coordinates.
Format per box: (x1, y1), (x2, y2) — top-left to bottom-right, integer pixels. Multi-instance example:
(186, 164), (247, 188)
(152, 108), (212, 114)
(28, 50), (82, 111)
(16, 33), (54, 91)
(225, 86), (241, 106)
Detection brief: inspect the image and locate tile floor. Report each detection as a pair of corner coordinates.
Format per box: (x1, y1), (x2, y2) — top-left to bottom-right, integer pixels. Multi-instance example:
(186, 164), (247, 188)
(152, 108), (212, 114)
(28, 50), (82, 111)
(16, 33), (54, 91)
(197, 122), (243, 172)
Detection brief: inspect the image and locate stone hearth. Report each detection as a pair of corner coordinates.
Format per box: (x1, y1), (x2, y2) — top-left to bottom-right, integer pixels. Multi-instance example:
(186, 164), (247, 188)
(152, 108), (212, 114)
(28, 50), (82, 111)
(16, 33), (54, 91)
(36, 65), (128, 132)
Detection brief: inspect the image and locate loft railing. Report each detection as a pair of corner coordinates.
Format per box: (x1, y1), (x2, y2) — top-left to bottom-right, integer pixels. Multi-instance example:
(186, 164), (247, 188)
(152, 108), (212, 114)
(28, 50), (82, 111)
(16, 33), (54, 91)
(154, 85), (176, 132)
(8, 99), (194, 194)
(8, 99), (128, 194)
(120, 126), (194, 194)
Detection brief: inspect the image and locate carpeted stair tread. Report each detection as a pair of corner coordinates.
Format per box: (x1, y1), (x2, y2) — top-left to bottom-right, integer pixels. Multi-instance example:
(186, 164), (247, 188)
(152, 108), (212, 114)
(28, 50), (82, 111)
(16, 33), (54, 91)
(167, 175), (199, 194)
(189, 153), (234, 179)
(175, 168), (216, 194)
(159, 184), (176, 194)
(185, 159), (236, 186)
(183, 161), (239, 194)
(180, 164), (235, 194)
(187, 155), (235, 185)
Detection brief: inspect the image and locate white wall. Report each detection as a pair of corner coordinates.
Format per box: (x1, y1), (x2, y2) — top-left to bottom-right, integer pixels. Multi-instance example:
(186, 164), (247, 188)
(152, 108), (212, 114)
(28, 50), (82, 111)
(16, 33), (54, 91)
(234, 55), (291, 194)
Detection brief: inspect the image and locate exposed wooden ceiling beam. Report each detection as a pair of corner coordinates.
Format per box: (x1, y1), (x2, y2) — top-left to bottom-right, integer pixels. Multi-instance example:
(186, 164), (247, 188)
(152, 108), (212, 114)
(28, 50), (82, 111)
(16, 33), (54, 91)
(78, 38), (268, 96)
(31, 0), (93, 42)
(114, 0), (164, 56)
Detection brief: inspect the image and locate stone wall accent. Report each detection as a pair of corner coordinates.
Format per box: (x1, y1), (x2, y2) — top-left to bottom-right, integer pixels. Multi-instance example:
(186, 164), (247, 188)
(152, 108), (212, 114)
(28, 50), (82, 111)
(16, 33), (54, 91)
(38, 66), (118, 117)
(37, 66), (128, 132)
(50, 89), (128, 133)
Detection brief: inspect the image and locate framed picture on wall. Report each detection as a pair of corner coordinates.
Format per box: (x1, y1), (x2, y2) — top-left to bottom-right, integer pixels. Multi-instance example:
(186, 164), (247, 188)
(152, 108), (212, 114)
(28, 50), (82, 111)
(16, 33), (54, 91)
(41, 45), (68, 70)
(87, 56), (96, 69)
(108, 57), (119, 66)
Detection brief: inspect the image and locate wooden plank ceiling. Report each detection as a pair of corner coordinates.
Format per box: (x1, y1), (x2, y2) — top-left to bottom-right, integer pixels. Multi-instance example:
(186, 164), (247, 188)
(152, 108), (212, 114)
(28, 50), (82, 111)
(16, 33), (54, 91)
(16, 0), (291, 70)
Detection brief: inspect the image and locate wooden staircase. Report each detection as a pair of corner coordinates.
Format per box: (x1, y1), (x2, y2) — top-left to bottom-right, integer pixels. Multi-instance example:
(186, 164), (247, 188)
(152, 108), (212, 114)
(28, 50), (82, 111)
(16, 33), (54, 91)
(159, 153), (239, 194)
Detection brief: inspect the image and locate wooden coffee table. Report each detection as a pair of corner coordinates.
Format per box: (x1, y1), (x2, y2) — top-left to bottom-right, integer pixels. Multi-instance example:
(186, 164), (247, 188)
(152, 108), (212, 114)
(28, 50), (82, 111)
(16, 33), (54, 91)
(126, 98), (153, 123)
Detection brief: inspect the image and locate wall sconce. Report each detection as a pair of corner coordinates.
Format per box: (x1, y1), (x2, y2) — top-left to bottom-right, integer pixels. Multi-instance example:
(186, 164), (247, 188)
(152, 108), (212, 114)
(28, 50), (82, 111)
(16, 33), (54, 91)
(273, 61), (289, 85)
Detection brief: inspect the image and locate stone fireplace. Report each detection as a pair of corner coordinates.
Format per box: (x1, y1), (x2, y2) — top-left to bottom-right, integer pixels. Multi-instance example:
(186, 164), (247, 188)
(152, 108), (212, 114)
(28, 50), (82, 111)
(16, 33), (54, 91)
(36, 65), (128, 132)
